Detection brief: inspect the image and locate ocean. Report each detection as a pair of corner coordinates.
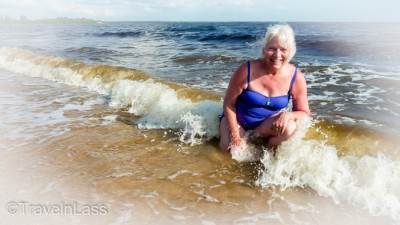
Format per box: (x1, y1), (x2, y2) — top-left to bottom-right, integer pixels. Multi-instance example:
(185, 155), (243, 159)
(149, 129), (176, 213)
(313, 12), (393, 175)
(0, 22), (400, 224)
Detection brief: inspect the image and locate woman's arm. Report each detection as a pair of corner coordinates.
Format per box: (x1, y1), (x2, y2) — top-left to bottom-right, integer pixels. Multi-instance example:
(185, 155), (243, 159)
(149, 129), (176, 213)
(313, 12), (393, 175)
(272, 69), (310, 135)
(223, 62), (248, 146)
(290, 69), (310, 117)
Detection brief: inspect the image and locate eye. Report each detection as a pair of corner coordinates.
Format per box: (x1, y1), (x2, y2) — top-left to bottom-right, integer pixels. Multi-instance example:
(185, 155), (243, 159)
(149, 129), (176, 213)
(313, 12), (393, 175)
(280, 48), (287, 52)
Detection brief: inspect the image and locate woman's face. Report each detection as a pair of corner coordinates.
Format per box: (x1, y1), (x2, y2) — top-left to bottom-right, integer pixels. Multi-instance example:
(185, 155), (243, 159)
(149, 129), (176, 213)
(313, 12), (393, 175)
(264, 36), (289, 70)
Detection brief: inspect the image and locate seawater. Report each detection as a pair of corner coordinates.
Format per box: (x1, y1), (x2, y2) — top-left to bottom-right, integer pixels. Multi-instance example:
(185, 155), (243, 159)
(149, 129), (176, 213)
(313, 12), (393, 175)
(0, 22), (400, 225)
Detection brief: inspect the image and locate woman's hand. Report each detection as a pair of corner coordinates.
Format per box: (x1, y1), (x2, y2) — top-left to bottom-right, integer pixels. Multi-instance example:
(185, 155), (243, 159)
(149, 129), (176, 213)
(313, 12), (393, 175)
(229, 132), (243, 150)
(272, 112), (292, 136)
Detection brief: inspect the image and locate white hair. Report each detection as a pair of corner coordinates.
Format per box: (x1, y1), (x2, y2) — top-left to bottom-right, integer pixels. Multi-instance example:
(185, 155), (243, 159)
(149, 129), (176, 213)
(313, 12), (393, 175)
(261, 23), (296, 62)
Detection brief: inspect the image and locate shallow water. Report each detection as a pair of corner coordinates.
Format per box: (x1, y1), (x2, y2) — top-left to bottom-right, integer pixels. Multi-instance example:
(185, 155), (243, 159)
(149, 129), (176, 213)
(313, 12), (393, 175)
(1, 22), (400, 224)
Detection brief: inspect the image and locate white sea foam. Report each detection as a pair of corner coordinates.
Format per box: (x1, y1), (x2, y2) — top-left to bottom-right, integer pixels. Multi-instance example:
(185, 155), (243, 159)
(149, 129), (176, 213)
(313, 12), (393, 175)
(109, 79), (221, 145)
(256, 118), (400, 220)
(230, 137), (263, 162)
(0, 48), (222, 145)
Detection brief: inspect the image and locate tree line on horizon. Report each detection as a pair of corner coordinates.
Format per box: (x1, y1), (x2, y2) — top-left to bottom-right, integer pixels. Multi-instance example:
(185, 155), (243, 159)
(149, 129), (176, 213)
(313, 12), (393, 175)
(0, 15), (101, 24)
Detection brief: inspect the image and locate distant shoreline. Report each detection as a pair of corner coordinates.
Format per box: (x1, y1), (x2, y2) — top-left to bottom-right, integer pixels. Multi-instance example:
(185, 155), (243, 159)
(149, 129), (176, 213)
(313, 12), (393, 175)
(0, 16), (103, 24)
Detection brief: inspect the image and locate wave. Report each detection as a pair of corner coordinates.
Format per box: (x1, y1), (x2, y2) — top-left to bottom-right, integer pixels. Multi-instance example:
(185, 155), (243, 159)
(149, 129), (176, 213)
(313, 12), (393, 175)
(199, 34), (254, 42)
(233, 118), (400, 221)
(172, 54), (242, 64)
(299, 38), (400, 61)
(97, 31), (144, 38)
(63, 47), (120, 62)
(258, 138), (400, 220)
(160, 24), (254, 43)
(164, 24), (217, 32)
(64, 46), (117, 55)
(0, 47), (222, 145)
(297, 39), (365, 56)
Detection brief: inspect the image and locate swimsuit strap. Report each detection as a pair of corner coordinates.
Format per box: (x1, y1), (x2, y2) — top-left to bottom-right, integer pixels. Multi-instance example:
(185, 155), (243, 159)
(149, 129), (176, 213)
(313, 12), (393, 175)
(288, 67), (298, 93)
(247, 61), (251, 89)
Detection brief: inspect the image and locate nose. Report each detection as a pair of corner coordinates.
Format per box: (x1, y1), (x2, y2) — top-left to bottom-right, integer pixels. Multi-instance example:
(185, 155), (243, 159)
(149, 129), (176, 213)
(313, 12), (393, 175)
(274, 49), (282, 58)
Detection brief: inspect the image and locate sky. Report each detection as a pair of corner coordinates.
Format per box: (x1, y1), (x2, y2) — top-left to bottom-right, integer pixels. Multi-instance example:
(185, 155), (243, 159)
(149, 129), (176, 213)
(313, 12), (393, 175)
(0, 0), (399, 22)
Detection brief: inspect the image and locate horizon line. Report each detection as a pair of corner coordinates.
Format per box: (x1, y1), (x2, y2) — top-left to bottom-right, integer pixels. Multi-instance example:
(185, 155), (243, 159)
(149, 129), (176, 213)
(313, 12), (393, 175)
(1, 16), (399, 24)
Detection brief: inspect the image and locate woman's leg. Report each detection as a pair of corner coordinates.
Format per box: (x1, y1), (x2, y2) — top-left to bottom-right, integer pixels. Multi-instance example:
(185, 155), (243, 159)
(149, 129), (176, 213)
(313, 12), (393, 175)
(219, 116), (246, 153)
(255, 114), (297, 146)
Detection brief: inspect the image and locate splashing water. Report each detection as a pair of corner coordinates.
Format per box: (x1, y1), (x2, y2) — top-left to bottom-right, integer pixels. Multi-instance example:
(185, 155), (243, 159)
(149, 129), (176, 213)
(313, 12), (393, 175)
(256, 118), (400, 220)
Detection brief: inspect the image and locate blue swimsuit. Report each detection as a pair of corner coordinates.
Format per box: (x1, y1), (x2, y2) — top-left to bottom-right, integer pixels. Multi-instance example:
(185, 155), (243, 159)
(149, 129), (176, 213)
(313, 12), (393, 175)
(222, 61), (297, 130)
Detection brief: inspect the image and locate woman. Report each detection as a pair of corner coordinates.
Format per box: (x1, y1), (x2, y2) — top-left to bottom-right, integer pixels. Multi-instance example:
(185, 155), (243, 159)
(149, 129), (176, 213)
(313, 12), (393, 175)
(219, 24), (310, 153)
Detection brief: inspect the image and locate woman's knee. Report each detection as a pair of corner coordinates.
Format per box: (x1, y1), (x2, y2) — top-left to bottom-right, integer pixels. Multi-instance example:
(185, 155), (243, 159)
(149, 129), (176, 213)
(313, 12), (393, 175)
(284, 120), (297, 136)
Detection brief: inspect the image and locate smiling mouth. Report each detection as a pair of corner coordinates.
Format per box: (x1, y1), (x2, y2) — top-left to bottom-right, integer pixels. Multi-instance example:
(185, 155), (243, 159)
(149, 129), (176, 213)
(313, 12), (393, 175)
(271, 58), (283, 62)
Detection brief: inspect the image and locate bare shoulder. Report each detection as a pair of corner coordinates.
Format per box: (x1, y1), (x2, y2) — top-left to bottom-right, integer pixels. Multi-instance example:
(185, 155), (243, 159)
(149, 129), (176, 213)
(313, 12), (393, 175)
(250, 58), (263, 65)
(285, 64), (303, 81)
(290, 66), (307, 93)
(236, 61), (249, 75)
(229, 61), (249, 87)
(285, 63), (297, 76)
(248, 59), (264, 71)
(224, 61), (251, 102)
(294, 67), (305, 80)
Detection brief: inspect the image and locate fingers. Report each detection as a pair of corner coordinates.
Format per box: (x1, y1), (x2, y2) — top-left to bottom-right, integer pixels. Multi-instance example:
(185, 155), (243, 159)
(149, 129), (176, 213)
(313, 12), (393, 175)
(229, 136), (242, 149)
(280, 125), (286, 136)
(272, 112), (287, 136)
(272, 125), (284, 136)
(272, 123), (279, 136)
